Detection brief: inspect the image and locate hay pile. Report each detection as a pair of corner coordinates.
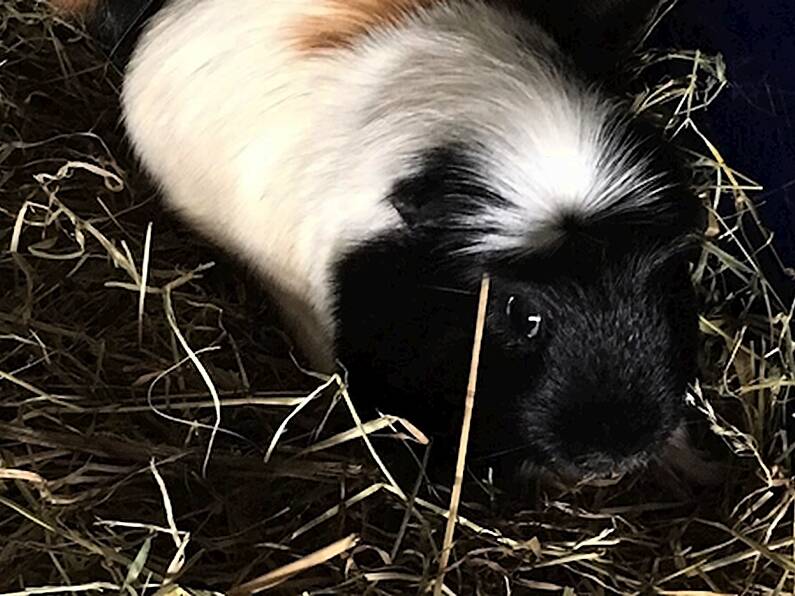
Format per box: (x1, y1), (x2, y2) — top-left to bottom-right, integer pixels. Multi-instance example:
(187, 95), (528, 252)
(1, 1), (793, 594)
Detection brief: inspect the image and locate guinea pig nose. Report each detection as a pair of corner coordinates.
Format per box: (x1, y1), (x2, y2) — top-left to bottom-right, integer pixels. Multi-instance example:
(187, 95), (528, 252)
(552, 397), (662, 467)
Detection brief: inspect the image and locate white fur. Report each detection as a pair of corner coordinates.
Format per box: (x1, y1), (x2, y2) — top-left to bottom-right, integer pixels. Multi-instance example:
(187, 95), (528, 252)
(122, 0), (661, 368)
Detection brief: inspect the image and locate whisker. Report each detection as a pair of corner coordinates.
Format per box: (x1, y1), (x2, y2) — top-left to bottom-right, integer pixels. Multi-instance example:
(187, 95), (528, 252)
(418, 284), (476, 296)
(471, 444), (532, 461)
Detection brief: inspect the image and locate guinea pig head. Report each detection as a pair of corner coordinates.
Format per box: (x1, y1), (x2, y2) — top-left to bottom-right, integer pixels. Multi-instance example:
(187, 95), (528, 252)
(335, 128), (703, 483)
(477, 223), (701, 479)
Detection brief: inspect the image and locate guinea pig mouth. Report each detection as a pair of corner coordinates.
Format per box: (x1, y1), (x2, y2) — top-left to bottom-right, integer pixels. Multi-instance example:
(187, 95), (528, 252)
(512, 449), (653, 488)
(556, 452), (653, 484)
(519, 424), (698, 487)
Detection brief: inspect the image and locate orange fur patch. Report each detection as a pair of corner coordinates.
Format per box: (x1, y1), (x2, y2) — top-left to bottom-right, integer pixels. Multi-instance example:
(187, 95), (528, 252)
(49, 0), (98, 15)
(294, 0), (444, 52)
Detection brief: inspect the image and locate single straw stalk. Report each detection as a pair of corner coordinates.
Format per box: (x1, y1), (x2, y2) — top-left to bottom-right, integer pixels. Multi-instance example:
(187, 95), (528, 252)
(433, 274), (491, 596)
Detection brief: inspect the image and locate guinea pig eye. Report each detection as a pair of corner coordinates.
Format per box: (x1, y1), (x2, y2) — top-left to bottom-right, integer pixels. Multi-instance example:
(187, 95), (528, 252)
(505, 295), (542, 340)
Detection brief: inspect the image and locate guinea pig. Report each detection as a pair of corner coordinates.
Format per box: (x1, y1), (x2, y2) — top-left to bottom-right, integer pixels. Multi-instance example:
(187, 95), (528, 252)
(55, 0), (704, 480)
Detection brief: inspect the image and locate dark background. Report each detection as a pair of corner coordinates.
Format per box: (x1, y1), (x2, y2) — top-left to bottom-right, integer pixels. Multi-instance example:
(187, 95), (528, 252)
(649, 0), (795, 267)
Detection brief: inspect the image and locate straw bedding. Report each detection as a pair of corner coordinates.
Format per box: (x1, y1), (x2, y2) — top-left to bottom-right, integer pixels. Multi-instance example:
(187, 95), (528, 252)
(1, 2), (793, 594)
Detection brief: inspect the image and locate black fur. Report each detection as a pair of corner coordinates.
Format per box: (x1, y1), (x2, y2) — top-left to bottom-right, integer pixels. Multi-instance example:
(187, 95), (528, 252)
(334, 125), (702, 476)
(387, 145), (514, 255)
(90, 0), (165, 67)
(506, 0), (664, 80)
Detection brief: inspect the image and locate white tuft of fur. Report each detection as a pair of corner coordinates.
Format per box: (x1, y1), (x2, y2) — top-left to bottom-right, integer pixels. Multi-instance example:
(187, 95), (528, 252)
(122, 0), (668, 367)
(472, 111), (671, 253)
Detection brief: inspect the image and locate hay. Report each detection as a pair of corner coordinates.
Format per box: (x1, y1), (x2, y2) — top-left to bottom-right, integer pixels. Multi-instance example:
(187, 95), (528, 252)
(1, 1), (793, 594)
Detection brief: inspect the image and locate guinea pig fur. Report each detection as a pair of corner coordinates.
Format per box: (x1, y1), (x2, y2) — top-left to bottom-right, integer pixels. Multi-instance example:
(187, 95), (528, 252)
(55, 0), (704, 480)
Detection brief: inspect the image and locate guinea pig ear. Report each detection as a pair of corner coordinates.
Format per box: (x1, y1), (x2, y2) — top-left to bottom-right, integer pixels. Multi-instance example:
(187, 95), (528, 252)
(532, 0), (668, 77)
